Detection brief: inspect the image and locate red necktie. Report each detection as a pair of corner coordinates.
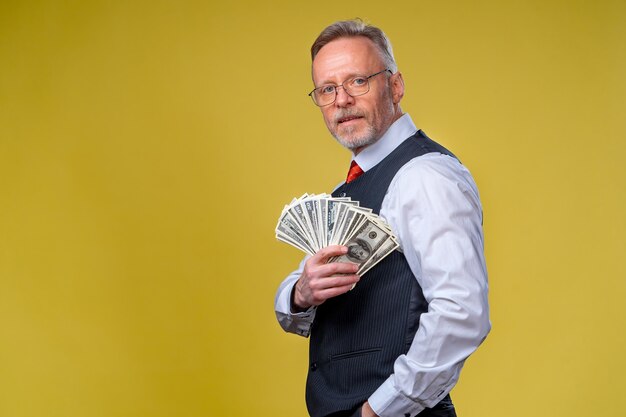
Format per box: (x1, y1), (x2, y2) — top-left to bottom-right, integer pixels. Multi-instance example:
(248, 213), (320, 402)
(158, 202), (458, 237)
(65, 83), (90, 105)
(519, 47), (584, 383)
(346, 160), (364, 184)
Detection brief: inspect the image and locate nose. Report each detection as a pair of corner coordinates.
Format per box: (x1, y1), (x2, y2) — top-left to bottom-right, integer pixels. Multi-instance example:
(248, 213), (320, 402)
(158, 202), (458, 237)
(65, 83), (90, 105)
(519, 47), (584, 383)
(334, 86), (354, 107)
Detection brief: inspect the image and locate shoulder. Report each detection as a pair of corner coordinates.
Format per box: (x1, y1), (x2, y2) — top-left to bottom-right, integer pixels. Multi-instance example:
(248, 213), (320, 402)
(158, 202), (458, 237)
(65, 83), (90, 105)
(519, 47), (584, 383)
(386, 152), (481, 212)
(392, 152), (475, 190)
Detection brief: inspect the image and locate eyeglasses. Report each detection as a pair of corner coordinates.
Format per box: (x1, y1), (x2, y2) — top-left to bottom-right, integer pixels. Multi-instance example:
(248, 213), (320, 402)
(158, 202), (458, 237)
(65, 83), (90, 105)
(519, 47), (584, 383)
(308, 69), (392, 107)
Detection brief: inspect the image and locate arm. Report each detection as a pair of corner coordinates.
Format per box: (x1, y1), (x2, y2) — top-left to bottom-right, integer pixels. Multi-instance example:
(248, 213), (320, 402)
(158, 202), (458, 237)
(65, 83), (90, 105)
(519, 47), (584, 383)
(275, 246), (361, 337)
(368, 154), (491, 417)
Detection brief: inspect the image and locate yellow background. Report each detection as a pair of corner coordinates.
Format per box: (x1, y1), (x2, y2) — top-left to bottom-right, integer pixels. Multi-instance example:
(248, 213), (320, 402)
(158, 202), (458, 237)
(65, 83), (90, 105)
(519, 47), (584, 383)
(1, 1), (624, 416)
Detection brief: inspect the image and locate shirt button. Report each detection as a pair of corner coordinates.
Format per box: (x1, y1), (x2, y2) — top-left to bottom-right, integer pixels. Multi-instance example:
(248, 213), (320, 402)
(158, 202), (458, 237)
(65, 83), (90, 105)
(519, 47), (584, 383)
(310, 362), (317, 372)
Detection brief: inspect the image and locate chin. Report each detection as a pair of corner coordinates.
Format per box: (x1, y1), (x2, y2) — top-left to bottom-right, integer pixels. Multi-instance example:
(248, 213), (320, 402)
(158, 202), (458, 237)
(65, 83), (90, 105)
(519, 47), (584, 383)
(334, 131), (378, 151)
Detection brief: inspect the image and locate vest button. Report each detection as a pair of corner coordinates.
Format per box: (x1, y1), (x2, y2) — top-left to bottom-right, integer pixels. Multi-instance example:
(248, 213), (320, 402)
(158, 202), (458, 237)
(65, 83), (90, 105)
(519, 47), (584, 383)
(310, 362), (317, 371)
(340, 192), (346, 197)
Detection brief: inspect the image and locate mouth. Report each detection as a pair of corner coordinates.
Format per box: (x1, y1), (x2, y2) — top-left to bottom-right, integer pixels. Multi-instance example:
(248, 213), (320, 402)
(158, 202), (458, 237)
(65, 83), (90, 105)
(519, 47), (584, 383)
(337, 115), (363, 124)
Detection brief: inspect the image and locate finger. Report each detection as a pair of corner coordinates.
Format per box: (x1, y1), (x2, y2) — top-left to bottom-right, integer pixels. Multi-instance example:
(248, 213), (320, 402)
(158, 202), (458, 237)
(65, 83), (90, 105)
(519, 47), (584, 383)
(306, 274), (360, 305)
(312, 245), (348, 262)
(311, 274), (360, 291)
(317, 261), (359, 277)
(315, 282), (361, 300)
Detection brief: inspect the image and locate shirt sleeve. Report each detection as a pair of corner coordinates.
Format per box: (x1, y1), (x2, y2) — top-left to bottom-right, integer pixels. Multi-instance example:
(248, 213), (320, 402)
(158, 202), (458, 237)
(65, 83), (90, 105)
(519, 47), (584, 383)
(368, 153), (491, 417)
(274, 255), (317, 338)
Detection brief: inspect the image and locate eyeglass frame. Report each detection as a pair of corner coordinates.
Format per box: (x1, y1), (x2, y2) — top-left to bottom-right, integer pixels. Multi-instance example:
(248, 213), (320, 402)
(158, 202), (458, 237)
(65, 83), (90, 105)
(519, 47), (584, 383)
(308, 69), (392, 107)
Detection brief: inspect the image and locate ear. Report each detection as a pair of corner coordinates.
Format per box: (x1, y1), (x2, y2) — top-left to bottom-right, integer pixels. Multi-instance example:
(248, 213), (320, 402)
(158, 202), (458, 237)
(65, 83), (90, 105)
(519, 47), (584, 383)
(390, 72), (405, 104)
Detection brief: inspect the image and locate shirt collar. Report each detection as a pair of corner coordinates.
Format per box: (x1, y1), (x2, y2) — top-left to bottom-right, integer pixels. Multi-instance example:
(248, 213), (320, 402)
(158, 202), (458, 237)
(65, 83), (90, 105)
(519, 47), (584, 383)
(352, 113), (418, 172)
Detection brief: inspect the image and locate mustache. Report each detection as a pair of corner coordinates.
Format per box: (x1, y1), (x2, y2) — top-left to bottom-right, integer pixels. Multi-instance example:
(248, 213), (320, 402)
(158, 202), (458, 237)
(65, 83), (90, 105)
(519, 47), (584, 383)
(333, 110), (365, 123)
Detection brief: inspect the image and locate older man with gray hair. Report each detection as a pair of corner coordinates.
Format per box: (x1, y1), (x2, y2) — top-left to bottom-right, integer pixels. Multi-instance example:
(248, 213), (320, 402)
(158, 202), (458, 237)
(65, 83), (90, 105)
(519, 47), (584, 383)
(275, 19), (490, 417)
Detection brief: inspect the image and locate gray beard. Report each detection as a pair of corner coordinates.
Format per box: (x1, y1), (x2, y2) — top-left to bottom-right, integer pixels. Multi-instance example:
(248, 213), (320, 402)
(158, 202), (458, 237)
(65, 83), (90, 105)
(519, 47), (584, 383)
(332, 125), (379, 151)
(330, 109), (380, 151)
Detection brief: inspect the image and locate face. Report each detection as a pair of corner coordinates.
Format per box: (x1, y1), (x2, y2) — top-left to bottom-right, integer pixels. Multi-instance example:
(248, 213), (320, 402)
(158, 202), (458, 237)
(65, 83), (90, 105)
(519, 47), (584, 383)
(347, 240), (371, 262)
(312, 36), (404, 153)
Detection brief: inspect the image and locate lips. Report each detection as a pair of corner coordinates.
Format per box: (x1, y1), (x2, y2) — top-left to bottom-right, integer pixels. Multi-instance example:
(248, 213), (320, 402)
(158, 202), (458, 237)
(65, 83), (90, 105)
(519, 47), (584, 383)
(337, 115), (363, 124)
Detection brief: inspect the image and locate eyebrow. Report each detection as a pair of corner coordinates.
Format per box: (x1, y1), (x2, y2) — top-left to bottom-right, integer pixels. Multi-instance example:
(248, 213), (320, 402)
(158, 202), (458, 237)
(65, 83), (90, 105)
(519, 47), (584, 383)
(316, 72), (364, 87)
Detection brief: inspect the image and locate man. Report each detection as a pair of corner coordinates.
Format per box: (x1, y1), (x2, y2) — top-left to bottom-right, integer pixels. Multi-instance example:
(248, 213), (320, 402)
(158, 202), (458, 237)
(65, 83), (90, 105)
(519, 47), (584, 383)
(275, 19), (490, 417)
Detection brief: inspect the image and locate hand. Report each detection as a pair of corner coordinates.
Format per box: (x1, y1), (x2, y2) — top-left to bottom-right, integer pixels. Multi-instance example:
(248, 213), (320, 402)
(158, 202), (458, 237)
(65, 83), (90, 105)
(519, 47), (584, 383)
(361, 401), (379, 417)
(292, 245), (360, 310)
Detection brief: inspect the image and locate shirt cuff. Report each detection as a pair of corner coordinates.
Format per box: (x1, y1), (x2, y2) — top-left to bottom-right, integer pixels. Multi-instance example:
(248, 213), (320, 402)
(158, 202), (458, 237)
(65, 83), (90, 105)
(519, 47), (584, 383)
(368, 377), (424, 417)
(275, 282), (316, 337)
(290, 300), (316, 337)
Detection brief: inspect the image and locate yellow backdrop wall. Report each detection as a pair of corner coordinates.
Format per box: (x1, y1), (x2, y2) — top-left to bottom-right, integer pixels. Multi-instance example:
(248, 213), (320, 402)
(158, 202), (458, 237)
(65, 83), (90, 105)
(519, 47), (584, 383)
(1, 1), (624, 416)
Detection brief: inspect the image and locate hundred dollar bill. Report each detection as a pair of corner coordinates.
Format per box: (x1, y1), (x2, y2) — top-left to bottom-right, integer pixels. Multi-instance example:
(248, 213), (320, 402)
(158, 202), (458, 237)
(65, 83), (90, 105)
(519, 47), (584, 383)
(288, 202), (316, 249)
(302, 197), (322, 251)
(342, 206), (373, 242)
(325, 197), (359, 246)
(276, 213), (316, 255)
(357, 237), (399, 275)
(319, 197), (328, 248)
(330, 203), (354, 246)
(328, 218), (393, 267)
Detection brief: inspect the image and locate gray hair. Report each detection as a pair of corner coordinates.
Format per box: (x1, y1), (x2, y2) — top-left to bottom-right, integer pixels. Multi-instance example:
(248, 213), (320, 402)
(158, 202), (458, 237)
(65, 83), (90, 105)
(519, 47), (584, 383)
(310, 19), (398, 73)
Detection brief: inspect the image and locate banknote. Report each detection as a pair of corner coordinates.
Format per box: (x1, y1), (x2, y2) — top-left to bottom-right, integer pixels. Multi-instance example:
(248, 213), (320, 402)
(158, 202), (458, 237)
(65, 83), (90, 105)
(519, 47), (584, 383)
(328, 218), (392, 267)
(275, 194), (399, 276)
(357, 237), (398, 275)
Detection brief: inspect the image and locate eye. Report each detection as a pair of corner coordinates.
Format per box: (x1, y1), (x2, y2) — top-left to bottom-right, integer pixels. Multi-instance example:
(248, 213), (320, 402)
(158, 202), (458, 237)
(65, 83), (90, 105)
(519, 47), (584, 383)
(351, 77), (368, 86)
(319, 85), (336, 95)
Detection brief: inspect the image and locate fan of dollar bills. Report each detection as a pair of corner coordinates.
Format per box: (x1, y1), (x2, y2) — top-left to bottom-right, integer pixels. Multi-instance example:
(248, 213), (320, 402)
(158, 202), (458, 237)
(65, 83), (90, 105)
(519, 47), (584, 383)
(275, 193), (399, 276)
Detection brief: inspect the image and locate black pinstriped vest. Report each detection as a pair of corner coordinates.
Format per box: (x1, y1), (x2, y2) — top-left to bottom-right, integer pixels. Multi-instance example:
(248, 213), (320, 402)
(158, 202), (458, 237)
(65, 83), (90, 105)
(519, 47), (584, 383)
(305, 131), (457, 417)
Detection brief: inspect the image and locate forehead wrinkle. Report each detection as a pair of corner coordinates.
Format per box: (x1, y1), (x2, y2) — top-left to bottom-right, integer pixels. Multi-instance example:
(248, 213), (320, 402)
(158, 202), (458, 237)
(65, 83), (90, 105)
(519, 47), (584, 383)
(312, 37), (382, 86)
